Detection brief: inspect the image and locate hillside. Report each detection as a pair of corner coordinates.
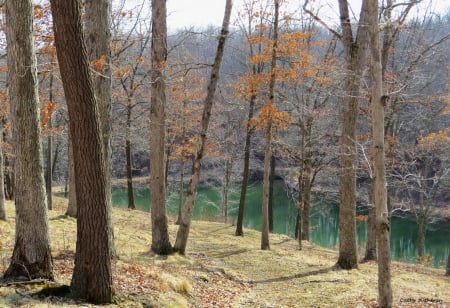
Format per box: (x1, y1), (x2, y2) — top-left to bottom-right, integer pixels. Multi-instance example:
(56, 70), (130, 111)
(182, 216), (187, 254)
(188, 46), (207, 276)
(0, 197), (449, 307)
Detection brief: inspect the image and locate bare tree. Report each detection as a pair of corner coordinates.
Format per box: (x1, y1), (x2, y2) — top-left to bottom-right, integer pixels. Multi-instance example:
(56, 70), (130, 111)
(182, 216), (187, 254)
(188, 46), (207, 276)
(51, 0), (113, 302)
(173, 0), (233, 254)
(150, 0), (173, 255)
(367, 0), (392, 305)
(2, 0), (53, 281)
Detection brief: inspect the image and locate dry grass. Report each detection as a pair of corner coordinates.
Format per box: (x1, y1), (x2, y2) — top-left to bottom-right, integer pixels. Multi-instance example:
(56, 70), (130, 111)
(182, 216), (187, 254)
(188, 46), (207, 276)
(0, 197), (449, 307)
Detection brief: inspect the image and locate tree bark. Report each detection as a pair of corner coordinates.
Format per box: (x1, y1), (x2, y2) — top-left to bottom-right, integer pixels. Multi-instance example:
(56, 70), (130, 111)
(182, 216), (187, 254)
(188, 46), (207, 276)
(368, 0), (392, 305)
(45, 73), (54, 211)
(65, 135), (77, 217)
(84, 0), (117, 259)
(362, 186), (377, 262)
(336, 0), (369, 270)
(3, 0), (53, 281)
(446, 250), (450, 276)
(174, 0), (232, 254)
(150, 0), (172, 255)
(51, 0), (113, 303)
(126, 102), (135, 210)
(268, 155), (275, 232)
(235, 95), (255, 236)
(0, 121), (5, 220)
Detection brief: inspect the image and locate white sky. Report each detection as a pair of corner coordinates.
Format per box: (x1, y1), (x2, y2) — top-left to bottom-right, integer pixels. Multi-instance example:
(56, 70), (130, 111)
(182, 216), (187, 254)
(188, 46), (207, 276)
(166, 0), (450, 31)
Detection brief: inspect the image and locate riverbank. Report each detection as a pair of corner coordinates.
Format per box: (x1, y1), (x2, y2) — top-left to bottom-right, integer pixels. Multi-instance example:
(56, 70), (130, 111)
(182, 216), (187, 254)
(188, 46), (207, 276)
(0, 197), (449, 307)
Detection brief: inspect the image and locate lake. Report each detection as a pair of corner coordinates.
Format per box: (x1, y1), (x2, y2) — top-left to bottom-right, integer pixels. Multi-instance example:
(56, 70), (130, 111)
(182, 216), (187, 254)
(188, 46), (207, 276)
(112, 180), (450, 268)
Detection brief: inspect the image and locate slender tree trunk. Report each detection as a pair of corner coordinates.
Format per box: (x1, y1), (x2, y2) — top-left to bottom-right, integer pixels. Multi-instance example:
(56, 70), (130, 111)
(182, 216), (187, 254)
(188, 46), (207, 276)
(4, 145), (14, 200)
(362, 185), (377, 262)
(368, 0), (392, 305)
(126, 102), (135, 210)
(46, 73), (54, 211)
(235, 96), (255, 236)
(51, 0), (113, 302)
(0, 121), (6, 220)
(175, 159), (185, 225)
(3, 0), (53, 281)
(149, 0), (172, 255)
(446, 250), (450, 276)
(85, 0), (116, 259)
(261, 122), (272, 250)
(261, 0), (280, 251)
(174, 0), (232, 254)
(301, 153), (312, 240)
(268, 155), (275, 232)
(222, 158), (232, 224)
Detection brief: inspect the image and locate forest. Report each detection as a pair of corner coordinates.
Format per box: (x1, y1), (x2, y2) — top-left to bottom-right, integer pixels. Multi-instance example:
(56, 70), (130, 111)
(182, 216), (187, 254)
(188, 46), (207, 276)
(0, 0), (449, 307)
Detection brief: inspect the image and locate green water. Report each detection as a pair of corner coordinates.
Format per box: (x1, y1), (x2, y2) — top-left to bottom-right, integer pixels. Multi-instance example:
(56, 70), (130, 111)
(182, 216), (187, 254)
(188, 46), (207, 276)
(112, 181), (450, 268)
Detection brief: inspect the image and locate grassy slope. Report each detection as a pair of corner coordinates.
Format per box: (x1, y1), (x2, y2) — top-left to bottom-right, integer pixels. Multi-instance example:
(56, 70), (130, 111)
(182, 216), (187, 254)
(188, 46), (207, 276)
(0, 197), (449, 307)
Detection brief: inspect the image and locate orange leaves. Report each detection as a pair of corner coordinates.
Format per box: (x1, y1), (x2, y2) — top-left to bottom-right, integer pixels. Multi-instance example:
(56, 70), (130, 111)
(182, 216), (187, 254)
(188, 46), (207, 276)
(40, 101), (56, 127)
(91, 55), (107, 72)
(254, 102), (290, 133)
(418, 128), (450, 149)
(356, 215), (368, 222)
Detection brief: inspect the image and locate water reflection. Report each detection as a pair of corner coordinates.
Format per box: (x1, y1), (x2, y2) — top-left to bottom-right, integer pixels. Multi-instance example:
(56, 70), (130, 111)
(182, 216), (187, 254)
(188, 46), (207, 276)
(111, 181), (450, 268)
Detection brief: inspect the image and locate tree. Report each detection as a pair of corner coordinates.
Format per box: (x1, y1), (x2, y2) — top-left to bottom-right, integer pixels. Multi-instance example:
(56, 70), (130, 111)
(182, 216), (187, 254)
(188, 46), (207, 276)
(367, 0), (392, 305)
(2, 0), (53, 281)
(304, 0), (370, 269)
(149, 0), (173, 255)
(173, 0), (233, 254)
(84, 0), (117, 258)
(51, 0), (113, 303)
(446, 250), (450, 276)
(0, 121), (5, 220)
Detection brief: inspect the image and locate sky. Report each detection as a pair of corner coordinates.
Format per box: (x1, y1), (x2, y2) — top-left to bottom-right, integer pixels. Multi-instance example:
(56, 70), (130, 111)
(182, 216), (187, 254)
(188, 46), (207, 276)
(166, 0), (450, 31)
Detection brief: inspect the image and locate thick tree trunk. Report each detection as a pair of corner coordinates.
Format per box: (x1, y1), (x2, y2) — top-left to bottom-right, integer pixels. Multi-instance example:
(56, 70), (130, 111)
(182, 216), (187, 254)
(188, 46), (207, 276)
(85, 0), (116, 259)
(368, 0), (392, 305)
(235, 96), (255, 236)
(417, 213), (426, 260)
(3, 0), (53, 281)
(126, 103), (135, 210)
(150, 0), (172, 255)
(65, 136), (77, 217)
(174, 0), (232, 254)
(51, 0), (113, 303)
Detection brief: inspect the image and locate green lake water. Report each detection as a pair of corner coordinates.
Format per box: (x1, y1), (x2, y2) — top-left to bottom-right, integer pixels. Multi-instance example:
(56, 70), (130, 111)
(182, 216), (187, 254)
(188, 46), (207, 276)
(112, 181), (450, 268)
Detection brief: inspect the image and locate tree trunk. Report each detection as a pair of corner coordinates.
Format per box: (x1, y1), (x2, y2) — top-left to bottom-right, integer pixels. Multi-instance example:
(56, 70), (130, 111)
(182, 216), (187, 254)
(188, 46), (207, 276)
(301, 154), (312, 241)
(84, 0), (116, 259)
(235, 95), (255, 236)
(336, 0), (369, 270)
(260, 0), (280, 251)
(417, 212), (426, 260)
(45, 73), (54, 211)
(222, 158), (232, 224)
(268, 155), (275, 232)
(150, 0), (172, 255)
(368, 0), (392, 304)
(51, 0), (113, 303)
(0, 121), (5, 220)
(126, 102), (135, 210)
(3, 0), (53, 282)
(174, 0), (232, 254)
(261, 122), (272, 250)
(65, 135), (77, 217)
(175, 159), (185, 225)
(446, 250), (450, 276)
(362, 185), (377, 262)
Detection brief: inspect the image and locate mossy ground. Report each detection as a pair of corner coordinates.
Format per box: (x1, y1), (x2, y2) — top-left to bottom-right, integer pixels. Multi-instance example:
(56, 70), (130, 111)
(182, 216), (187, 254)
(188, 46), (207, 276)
(0, 196), (449, 307)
